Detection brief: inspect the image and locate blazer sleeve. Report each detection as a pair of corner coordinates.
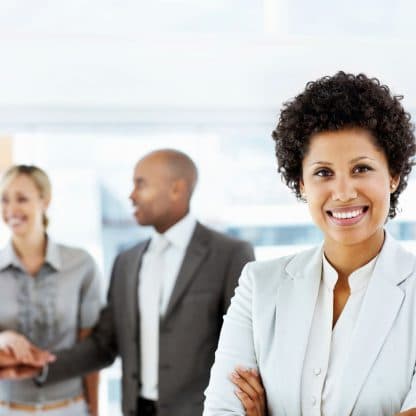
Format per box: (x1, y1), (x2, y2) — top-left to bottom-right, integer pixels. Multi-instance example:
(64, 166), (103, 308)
(78, 253), (102, 329)
(222, 241), (255, 314)
(400, 364), (416, 411)
(204, 262), (257, 415)
(45, 255), (122, 384)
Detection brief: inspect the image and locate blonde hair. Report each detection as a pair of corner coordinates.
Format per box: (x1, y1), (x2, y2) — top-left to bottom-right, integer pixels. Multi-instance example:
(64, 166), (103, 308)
(0, 165), (51, 228)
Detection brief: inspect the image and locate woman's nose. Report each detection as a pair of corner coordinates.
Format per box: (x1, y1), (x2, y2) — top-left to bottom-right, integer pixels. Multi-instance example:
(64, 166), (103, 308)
(331, 176), (357, 202)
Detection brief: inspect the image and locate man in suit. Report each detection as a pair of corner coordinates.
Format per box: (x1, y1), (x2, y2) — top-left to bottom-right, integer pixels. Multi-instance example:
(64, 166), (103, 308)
(32, 149), (254, 416)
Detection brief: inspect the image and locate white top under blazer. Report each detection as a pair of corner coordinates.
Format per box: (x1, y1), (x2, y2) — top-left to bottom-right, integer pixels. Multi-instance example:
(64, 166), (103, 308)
(301, 254), (376, 415)
(203, 232), (416, 415)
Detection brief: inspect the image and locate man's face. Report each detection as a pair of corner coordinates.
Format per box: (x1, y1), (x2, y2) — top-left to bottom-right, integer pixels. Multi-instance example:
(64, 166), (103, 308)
(129, 155), (174, 230)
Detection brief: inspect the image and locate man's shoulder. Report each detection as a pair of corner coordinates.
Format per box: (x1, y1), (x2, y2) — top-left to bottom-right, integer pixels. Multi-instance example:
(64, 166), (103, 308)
(115, 240), (149, 263)
(194, 222), (251, 250)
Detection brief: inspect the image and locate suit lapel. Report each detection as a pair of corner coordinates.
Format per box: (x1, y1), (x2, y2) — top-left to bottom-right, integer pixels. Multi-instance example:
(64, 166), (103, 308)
(275, 245), (323, 416)
(335, 233), (414, 415)
(125, 241), (149, 334)
(163, 223), (209, 320)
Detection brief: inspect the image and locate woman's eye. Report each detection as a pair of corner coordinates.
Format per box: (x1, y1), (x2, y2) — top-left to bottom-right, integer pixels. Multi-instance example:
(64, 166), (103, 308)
(353, 165), (372, 174)
(314, 169), (332, 177)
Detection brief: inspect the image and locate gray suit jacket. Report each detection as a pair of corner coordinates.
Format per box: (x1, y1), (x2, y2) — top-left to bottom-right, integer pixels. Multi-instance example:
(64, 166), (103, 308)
(47, 222), (254, 416)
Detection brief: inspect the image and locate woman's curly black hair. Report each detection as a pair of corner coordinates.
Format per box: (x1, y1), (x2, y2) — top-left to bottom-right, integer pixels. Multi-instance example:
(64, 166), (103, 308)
(272, 71), (416, 218)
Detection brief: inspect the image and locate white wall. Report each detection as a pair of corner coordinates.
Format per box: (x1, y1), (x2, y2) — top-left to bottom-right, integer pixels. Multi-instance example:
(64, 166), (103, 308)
(0, 0), (415, 126)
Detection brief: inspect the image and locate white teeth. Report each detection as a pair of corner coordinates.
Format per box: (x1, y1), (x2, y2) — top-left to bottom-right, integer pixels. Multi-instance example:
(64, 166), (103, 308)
(332, 209), (363, 219)
(8, 217), (23, 226)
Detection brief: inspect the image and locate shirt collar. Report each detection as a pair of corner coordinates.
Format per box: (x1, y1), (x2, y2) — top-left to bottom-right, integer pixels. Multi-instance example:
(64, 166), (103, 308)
(0, 236), (62, 273)
(322, 254), (377, 293)
(151, 212), (197, 250)
(45, 238), (62, 271)
(0, 241), (20, 271)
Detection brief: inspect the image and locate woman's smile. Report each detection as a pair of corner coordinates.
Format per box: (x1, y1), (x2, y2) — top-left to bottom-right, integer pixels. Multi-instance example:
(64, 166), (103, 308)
(326, 205), (369, 226)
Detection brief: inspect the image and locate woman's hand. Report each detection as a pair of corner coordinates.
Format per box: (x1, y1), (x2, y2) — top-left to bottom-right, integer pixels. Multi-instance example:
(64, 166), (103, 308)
(230, 367), (266, 416)
(0, 331), (55, 367)
(0, 347), (55, 380)
(395, 409), (416, 415)
(0, 330), (34, 361)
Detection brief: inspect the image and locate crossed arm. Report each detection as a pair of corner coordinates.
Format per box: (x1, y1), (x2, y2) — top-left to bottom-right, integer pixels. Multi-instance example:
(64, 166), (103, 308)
(230, 369), (416, 416)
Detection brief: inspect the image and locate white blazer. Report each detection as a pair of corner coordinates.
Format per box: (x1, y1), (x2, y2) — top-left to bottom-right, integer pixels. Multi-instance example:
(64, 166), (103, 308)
(203, 232), (416, 415)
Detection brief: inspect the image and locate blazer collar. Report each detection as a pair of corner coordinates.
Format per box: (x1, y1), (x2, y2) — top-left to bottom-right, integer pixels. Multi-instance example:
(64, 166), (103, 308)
(125, 240), (149, 336)
(376, 230), (416, 285)
(162, 222), (209, 320)
(335, 232), (415, 414)
(285, 242), (324, 280)
(285, 231), (414, 284)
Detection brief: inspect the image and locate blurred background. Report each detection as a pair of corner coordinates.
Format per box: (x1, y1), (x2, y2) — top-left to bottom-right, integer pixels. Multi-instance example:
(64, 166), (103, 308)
(1, 1), (416, 414)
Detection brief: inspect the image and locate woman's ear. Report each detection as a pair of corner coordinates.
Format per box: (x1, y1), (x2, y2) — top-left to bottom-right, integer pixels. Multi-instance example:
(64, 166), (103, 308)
(390, 175), (400, 193)
(42, 195), (51, 211)
(299, 180), (307, 200)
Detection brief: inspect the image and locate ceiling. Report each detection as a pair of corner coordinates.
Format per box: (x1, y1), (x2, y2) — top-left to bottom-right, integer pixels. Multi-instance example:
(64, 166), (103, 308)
(0, 0), (415, 128)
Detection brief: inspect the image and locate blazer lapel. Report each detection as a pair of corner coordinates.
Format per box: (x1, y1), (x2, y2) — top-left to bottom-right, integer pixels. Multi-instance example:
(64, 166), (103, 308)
(275, 245), (323, 416)
(163, 223), (209, 319)
(335, 233), (414, 415)
(125, 241), (149, 334)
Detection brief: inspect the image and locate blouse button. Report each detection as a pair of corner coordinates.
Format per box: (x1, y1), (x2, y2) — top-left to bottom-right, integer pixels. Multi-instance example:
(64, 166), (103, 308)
(311, 396), (317, 406)
(313, 367), (321, 376)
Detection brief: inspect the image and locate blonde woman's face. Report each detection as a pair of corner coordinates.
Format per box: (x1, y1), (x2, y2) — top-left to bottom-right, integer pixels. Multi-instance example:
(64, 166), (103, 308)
(1, 174), (48, 238)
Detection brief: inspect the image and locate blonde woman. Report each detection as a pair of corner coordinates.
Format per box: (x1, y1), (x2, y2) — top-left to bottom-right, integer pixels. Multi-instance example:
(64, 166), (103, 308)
(0, 165), (101, 416)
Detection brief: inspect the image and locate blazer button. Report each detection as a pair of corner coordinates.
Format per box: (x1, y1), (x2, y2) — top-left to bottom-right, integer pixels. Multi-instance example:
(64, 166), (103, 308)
(160, 364), (171, 370)
(131, 372), (138, 379)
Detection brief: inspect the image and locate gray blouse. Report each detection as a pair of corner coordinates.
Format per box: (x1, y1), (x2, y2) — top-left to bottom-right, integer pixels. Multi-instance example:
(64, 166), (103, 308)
(0, 238), (102, 404)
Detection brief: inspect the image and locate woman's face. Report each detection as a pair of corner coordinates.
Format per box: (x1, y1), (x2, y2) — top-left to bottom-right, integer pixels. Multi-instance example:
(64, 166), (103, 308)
(301, 128), (398, 249)
(1, 174), (48, 238)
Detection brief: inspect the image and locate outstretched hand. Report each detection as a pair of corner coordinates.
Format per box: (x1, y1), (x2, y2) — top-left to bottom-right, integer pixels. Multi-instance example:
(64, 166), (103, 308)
(0, 346), (54, 367)
(0, 336), (55, 380)
(230, 367), (267, 416)
(0, 330), (39, 362)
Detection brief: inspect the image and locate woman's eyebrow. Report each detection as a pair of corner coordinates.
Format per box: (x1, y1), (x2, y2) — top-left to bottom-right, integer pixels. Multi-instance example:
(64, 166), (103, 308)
(309, 160), (333, 166)
(308, 156), (376, 167)
(349, 156), (376, 163)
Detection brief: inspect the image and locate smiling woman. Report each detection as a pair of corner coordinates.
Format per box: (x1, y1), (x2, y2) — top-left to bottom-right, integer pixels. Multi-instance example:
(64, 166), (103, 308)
(0, 165), (102, 416)
(203, 72), (416, 416)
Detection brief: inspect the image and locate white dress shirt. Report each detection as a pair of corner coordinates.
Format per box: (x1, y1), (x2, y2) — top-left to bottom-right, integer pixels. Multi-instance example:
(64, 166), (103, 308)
(138, 213), (197, 400)
(301, 254), (377, 416)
